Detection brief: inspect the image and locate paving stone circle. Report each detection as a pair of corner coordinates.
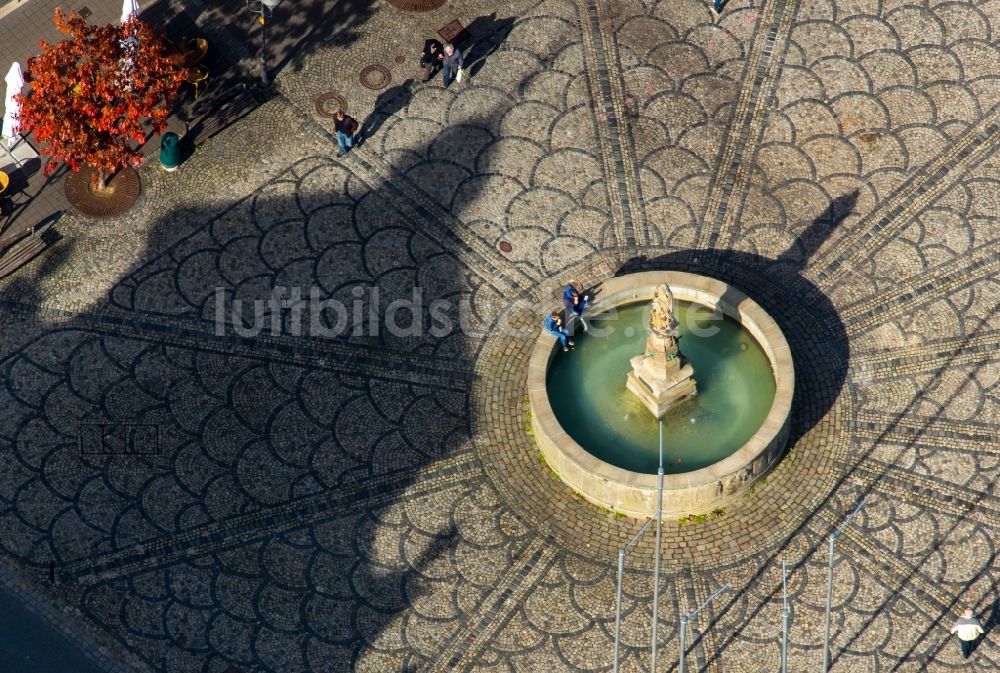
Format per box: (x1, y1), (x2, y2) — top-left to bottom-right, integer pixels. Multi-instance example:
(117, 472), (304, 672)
(1, 0), (999, 672)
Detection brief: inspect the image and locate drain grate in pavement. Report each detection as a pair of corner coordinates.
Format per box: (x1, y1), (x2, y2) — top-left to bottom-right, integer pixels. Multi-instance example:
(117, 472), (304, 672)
(79, 423), (159, 455)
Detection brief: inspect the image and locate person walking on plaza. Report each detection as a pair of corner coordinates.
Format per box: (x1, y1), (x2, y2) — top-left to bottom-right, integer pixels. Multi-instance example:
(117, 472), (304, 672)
(951, 608), (984, 659)
(441, 42), (464, 87)
(710, 0), (723, 16)
(562, 286), (590, 332)
(545, 311), (574, 351)
(420, 38), (443, 82)
(334, 110), (359, 157)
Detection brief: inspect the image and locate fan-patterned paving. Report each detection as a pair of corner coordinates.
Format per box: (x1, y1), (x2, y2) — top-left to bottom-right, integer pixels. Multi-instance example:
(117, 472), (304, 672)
(0, 0), (997, 671)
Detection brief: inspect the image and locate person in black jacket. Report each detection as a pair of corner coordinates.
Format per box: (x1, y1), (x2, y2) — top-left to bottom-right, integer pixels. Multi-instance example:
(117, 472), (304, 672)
(562, 286), (590, 332)
(420, 39), (443, 82)
(334, 110), (359, 156)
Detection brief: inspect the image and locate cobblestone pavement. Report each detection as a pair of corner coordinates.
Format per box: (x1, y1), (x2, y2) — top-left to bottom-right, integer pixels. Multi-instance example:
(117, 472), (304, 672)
(0, 0), (998, 671)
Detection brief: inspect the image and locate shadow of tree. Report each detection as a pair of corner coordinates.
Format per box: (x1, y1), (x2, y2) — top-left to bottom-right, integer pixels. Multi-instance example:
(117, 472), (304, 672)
(236, 0), (374, 76)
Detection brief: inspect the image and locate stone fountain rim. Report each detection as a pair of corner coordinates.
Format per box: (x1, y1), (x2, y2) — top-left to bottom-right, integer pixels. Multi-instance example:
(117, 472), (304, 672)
(527, 270), (794, 495)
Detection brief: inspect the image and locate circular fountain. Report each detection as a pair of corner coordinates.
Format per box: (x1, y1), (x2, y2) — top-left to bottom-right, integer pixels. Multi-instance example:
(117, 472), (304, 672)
(528, 271), (794, 518)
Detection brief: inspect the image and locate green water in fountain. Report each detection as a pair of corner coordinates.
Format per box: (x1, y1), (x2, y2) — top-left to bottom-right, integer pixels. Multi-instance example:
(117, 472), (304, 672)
(546, 301), (777, 474)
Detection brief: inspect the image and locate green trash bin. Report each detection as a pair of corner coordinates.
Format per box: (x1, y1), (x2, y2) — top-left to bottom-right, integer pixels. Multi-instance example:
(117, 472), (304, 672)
(160, 132), (181, 172)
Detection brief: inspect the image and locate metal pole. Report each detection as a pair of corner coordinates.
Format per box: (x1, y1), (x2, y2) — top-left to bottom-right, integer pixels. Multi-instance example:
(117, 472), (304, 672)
(612, 517), (655, 673)
(259, 9), (269, 87)
(781, 559), (789, 673)
(651, 465), (664, 671)
(678, 583), (730, 673)
(824, 495), (868, 672)
(679, 614), (688, 673)
(658, 419), (663, 468)
(613, 549), (625, 673)
(822, 533), (835, 672)
(835, 495), (870, 538)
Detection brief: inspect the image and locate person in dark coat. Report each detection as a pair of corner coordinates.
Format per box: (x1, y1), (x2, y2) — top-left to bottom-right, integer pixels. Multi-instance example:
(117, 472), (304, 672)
(334, 110), (359, 157)
(562, 286), (590, 332)
(420, 38), (443, 82)
(544, 311), (574, 351)
(441, 43), (464, 87)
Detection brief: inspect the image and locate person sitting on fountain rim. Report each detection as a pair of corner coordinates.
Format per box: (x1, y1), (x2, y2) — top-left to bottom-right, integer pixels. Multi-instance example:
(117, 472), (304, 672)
(544, 311), (574, 351)
(562, 286), (590, 331)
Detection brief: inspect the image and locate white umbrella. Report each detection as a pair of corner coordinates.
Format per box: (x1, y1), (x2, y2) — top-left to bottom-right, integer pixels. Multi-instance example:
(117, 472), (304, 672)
(2, 62), (24, 146)
(121, 0), (139, 23)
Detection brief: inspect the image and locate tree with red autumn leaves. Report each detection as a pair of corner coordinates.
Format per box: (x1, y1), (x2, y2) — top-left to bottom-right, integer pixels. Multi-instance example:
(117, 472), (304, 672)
(16, 9), (188, 190)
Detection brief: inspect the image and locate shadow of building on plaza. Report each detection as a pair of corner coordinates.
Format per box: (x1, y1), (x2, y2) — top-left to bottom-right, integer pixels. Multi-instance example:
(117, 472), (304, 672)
(0, 88), (517, 673)
(619, 190), (858, 446)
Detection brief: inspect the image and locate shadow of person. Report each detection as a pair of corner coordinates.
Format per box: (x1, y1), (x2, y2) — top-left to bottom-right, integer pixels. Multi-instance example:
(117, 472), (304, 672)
(461, 13), (516, 78)
(359, 79), (415, 144)
(618, 191), (859, 445)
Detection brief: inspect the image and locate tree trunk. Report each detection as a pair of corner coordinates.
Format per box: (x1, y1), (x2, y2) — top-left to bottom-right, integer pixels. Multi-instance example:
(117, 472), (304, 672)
(96, 168), (107, 191)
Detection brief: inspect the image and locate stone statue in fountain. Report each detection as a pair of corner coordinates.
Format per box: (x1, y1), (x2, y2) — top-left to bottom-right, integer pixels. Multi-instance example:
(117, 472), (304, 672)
(649, 283), (677, 337)
(625, 283), (698, 418)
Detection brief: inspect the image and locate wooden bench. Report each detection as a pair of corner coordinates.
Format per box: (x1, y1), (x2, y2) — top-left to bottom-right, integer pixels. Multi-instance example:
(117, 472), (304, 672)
(0, 219), (59, 279)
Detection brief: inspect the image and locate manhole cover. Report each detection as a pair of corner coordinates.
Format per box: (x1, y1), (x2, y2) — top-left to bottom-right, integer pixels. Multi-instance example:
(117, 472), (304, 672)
(438, 19), (471, 44)
(315, 91), (348, 118)
(64, 166), (140, 218)
(498, 240), (513, 253)
(386, 0), (447, 11)
(78, 6), (92, 19)
(394, 54), (406, 64)
(359, 64), (391, 90)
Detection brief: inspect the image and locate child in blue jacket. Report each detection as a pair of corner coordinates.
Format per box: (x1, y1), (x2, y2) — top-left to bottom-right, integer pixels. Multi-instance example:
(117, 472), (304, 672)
(544, 311), (574, 351)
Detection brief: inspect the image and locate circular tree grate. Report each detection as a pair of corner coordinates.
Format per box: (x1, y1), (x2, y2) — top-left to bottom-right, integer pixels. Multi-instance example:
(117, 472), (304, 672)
(64, 166), (140, 218)
(386, 0), (447, 11)
(315, 91), (348, 118)
(359, 64), (391, 90)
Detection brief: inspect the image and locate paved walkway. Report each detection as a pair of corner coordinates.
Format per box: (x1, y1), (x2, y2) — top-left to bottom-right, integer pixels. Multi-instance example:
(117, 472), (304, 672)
(0, 0), (998, 671)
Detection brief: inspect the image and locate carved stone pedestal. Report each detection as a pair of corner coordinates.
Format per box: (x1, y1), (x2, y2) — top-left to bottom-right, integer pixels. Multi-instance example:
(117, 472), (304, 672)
(625, 330), (697, 418)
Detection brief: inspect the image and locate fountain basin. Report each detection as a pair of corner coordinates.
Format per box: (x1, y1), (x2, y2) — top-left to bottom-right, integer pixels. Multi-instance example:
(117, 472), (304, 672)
(528, 272), (794, 518)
